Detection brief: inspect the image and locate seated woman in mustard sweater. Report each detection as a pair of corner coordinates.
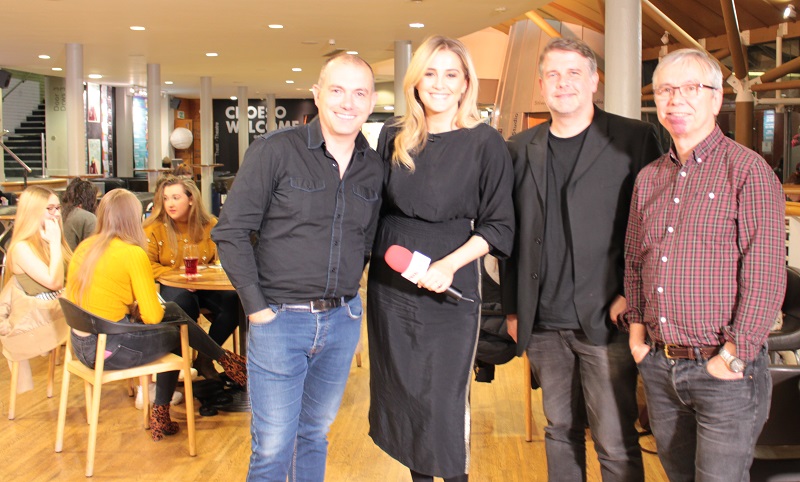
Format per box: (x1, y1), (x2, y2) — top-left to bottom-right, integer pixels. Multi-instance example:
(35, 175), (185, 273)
(143, 175), (239, 381)
(66, 189), (246, 441)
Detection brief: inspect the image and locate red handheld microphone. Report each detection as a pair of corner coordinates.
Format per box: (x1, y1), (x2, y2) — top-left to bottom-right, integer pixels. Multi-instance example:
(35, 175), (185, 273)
(384, 245), (474, 302)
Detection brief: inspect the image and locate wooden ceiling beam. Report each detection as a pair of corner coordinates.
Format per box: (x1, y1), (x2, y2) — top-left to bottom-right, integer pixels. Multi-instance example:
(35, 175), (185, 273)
(758, 55), (800, 84)
(547, 3), (604, 33)
(750, 80), (800, 92)
(719, 0), (748, 79)
(641, 0), (732, 77)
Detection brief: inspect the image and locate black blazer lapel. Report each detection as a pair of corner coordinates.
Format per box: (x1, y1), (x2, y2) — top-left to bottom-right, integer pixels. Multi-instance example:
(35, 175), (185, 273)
(526, 125), (550, 203)
(570, 106), (612, 184)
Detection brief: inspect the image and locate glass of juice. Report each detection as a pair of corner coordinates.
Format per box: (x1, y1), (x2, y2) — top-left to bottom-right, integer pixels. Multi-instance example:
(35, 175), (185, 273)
(183, 244), (199, 278)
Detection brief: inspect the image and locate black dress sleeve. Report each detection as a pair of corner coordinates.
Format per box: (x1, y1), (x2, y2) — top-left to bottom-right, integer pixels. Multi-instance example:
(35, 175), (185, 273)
(473, 126), (515, 259)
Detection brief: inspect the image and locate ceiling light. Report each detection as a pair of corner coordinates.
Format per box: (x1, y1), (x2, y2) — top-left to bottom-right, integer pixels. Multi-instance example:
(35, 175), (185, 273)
(130, 26), (145, 31)
(286, 80), (295, 84)
(51, 67), (62, 72)
(409, 23), (425, 28)
(268, 24), (283, 29)
(785, 5), (797, 20)
(38, 54), (50, 59)
(230, 96), (237, 100)
(164, 81), (173, 85)
(292, 67), (302, 72)
(206, 52), (218, 57)
(88, 74), (103, 79)
(347, 51), (358, 55)
(384, 106), (395, 111)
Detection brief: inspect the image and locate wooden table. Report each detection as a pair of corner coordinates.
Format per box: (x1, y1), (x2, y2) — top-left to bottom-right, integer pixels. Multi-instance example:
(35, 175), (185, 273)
(158, 266), (250, 412)
(158, 266), (235, 291)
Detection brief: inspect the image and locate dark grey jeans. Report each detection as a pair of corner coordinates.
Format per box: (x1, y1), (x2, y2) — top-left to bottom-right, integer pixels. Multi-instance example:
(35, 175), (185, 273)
(527, 328), (643, 482)
(637, 346), (771, 482)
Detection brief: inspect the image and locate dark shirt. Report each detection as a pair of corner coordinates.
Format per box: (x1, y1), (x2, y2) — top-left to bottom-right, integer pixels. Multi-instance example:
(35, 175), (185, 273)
(623, 126), (786, 361)
(212, 117), (383, 313)
(537, 129), (587, 330)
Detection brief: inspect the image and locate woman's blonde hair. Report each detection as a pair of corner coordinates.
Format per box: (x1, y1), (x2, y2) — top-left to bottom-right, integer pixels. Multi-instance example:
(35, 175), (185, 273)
(391, 35), (482, 171)
(68, 189), (144, 302)
(143, 175), (213, 255)
(6, 186), (72, 282)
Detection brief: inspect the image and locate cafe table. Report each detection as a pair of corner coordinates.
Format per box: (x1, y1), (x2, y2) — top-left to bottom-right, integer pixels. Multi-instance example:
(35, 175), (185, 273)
(158, 265), (250, 412)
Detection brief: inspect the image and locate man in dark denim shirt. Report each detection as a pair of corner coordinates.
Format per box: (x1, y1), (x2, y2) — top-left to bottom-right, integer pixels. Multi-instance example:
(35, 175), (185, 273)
(212, 54), (382, 482)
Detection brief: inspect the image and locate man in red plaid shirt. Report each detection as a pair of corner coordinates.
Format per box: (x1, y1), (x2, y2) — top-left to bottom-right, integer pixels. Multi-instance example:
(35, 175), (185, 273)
(622, 48), (785, 481)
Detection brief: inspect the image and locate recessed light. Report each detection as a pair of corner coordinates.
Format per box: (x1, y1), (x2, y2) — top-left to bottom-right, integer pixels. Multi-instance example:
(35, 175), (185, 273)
(206, 52), (218, 57)
(130, 26), (146, 31)
(409, 23), (425, 28)
(346, 51), (358, 55)
(51, 67), (62, 72)
(164, 81), (173, 85)
(268, 24), (283, 29)
(88, 74), (103, 79)
(384, 106), (395, 111)
(230, 96), (237, 101)
(292, 67), (302, 72)
(38, 55), (50, 60)
(286, 80), (295, 84)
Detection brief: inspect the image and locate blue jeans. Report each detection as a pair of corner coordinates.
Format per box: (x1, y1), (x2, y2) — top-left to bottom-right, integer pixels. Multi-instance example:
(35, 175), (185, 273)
(246, 295), (362, 482)
(527, 328), (643, 482)
(637, 346), (771, 482)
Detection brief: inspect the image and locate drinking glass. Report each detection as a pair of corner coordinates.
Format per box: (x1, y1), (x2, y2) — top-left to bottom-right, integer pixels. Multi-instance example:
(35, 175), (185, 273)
(183, 244), (199, 278)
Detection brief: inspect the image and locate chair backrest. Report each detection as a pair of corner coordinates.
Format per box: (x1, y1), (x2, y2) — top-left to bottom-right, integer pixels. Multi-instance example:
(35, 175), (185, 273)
(757, 366), (800, 446)
(784, 267), (800, 319)
(58, 298), (165, 335)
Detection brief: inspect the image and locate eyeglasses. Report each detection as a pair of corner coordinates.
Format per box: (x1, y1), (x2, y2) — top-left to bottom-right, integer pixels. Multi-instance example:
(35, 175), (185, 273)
(653, 83), (717, 99)
(46, 205), (61, 214)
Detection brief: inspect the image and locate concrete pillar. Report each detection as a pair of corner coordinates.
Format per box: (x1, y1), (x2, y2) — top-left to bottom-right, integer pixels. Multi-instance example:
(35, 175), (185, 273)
(238, 86), (249, 166)
(266, 94), (277, 133)
(66, 43), (86, 175)
(605, 0), (642, 119)
(146, 63), (161, 190)
(199, 76), (213, 209)
(114, 88), (134, 178)
(394, 41), (412, 116)
(0, 88), (5, 182)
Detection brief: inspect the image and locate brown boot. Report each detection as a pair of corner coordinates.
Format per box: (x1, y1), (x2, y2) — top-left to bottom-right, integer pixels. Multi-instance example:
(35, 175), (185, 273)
(150, 403), (179, 441)
(218, 350), (247, 387)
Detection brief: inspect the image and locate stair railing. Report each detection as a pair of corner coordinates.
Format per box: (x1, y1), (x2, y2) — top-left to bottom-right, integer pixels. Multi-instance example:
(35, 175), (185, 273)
(1, 130), (32, 188)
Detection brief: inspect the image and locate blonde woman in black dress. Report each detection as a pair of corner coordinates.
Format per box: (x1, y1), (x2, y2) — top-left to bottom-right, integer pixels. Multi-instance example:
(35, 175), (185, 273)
(367, 36), (514, 482)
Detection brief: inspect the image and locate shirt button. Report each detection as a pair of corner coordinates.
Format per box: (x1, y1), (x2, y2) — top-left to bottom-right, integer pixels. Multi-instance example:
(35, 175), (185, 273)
(657, 287), (664, 293)
(680, 171), (687, 177)
(336, 214), (342, 219)
(661, 256), (668, 262)
(673, 197), (680, 204)
(697, 157), (703, 163)
(331, 268), (336, 273)
(535, 237), (542, 245)
(660, 317), (667, 323)
(531, 273), (538, 280)
(667, 226), (674, 233)
(708, 192), (715, 199)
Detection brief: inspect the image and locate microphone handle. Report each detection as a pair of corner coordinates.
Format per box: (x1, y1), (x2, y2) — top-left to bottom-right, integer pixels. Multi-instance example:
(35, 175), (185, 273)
(445, 286), (474, 303)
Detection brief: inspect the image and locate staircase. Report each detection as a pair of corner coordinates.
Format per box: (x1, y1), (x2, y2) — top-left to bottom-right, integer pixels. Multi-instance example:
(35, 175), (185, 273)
(2, 103), (45, 178)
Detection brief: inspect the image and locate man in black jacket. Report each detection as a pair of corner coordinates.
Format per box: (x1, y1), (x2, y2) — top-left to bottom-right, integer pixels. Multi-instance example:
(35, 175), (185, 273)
(502, 38), (662, 482)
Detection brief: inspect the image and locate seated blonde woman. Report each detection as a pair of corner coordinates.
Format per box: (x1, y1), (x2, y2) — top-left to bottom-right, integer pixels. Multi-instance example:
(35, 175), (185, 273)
(66, 189), (246, 441)
(0, 186), (71, 390)
(143, 175), (239, 381)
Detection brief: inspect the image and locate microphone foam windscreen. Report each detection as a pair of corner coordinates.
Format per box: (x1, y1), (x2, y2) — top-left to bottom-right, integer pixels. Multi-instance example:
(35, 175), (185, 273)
(384, 245), (413, 273)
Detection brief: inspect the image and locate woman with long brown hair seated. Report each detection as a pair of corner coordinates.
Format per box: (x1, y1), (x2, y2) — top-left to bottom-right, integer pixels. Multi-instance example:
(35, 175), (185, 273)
(143, 175), (239, 381)
(66, 189), (246, 441)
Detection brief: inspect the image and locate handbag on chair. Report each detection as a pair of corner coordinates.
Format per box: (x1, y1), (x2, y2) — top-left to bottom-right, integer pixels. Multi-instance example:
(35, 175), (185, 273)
(0, 276), (68, 362)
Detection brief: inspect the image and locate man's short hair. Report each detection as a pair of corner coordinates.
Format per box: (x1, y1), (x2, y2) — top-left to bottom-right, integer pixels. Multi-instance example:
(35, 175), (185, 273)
(653, 49), (723, 90)
(538, 38), (598, 75)
(317, 54), (375, 89)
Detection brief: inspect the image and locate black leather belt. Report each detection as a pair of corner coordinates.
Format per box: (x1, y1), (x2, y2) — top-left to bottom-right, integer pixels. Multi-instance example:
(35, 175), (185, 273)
(655, 343), (720, 360)
(280, 296), (353, 313)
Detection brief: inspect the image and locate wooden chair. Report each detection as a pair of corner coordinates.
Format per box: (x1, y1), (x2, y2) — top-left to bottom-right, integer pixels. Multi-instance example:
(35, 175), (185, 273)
(7, 349), (59, 420)
(54, 299), (196, 477)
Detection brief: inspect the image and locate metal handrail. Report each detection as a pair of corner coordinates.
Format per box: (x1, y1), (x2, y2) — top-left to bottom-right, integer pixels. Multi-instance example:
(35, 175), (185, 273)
(0, 130), (32, 188)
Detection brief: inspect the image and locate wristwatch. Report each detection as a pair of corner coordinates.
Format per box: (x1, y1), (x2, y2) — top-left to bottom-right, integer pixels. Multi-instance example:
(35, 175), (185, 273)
(718, 346), (746, 373)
